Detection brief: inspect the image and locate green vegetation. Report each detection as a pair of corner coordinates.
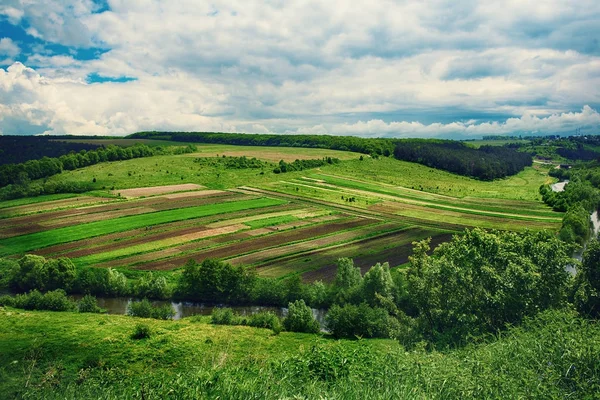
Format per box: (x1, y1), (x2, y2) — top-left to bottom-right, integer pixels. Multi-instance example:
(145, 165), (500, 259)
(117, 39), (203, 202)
(0, 308), (597, 399)
(127, 298), (175, 320)
(2, 135), (600, 398)
(574, 239), (600, 318)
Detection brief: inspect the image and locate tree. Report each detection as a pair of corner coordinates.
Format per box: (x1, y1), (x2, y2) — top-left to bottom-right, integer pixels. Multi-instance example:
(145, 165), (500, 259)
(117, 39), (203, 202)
(332, 258), (362, 304)
(361, 262), (394, 306)
(283, 299), (320, 333)
(407, 229), (571, 345)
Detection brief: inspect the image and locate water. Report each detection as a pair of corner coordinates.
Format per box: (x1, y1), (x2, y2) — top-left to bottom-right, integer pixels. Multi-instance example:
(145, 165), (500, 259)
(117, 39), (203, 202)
(70, 295), (328, 327)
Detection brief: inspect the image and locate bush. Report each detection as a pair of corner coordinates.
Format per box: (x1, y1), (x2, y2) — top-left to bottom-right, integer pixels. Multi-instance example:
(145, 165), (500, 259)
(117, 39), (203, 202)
(248, 311), (282, 334)
(127, 299), (175, 320)
(211, 308), (237, 325)
(131, 323), (151, 340)
(326, 303), (402, 339)
(0, 289), (76, 311)
(134, 273), (172, 299)
(41, 289), (76, 311)
(283, 300), (320, 334)
(78, 295), (102, 313)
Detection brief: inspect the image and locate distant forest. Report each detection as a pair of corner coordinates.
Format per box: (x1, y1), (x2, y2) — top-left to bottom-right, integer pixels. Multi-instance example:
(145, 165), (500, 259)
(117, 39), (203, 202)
(129, 131), (396, 156)
(393, 141), (533, 180)
(0, 136), (102, 165)
(130, 131), (533, 180)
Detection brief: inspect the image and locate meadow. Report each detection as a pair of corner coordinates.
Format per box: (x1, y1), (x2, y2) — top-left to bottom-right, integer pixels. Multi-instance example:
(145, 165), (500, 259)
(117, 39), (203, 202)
(0, 307), (597, 399)
(0, 145), (561, 280)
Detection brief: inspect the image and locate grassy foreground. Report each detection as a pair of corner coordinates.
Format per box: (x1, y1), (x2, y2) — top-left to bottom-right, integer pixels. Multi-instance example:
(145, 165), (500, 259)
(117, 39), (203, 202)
(0, 308), (598, 399)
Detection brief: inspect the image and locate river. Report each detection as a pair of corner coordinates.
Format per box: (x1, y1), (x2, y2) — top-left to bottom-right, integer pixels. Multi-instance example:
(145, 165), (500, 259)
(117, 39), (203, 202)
(70, 295), (328, 326)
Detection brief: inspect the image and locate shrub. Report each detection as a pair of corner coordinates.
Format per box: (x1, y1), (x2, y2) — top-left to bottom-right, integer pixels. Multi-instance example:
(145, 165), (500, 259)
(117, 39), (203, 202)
(283, 300), (320, 334)
(248, 311), (282, 334)
(78, 295), (102, 313)
(131, 323), (151, 340)
(0, 289), (76, 311)
(41, 289), (76, 311)
(134, 273), (172, 299)
(127, 299), (175, 320)
(211, 308), (237, 325)
(325, 303), (402, 339)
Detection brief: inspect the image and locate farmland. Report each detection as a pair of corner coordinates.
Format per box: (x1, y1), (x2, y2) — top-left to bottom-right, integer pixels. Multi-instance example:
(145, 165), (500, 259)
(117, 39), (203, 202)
(0, 146), (561, 281)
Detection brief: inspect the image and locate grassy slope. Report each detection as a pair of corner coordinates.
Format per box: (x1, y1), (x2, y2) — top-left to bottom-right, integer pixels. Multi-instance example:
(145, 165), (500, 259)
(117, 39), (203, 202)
(316, 158), (553, 201)
(0, 308), (597, 399)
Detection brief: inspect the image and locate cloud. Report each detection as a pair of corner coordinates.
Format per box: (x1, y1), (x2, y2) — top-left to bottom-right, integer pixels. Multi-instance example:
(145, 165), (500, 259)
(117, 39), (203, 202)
(1, 62), (598, 138)
(0, 38), (20, 57)
(0, 1), (599, 137)
(296, 106), (600, 138)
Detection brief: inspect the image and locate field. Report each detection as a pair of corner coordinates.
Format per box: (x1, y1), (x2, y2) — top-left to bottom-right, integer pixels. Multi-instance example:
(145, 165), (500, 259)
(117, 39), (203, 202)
(0, 146), (561, 281)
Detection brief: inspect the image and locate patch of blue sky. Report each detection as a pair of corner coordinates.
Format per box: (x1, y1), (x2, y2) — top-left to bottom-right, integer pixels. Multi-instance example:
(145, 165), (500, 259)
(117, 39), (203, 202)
(0, 18), (108, 68)
(91, 0), (110, 14)
(86, 73), (137, 84)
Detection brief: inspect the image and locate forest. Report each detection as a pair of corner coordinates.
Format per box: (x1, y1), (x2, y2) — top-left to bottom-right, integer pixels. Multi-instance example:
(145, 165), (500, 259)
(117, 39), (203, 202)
(393, 141), (533, 180)
(0, 136), (103, 165)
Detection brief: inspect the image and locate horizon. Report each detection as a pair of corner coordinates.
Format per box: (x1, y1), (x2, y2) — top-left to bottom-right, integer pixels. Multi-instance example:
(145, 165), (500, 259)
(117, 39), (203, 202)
(1, 1), (599, 138)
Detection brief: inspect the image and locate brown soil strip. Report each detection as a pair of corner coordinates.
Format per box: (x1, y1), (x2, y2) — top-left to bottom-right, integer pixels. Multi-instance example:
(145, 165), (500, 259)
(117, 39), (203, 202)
(132, 218), (374, 271)
(97, 225), (248, 269)
(101, 247), (184, 268)
(112, 184), (206, 198)
(163, 190), (225, 199)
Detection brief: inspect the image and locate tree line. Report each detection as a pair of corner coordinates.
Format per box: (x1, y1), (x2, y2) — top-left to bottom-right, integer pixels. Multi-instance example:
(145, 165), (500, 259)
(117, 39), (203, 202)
(129, 131), (396, 157)
(393, 141), (533, 180)
(0, 136), (102, 165)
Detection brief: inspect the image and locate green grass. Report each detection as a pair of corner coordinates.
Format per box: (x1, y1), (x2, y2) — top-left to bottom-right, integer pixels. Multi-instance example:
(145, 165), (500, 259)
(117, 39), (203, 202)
(316, 158), (554, 202)
(0, 308), (597, 399)
(299, 174), (560, 218)
(0, 198), (285, 256)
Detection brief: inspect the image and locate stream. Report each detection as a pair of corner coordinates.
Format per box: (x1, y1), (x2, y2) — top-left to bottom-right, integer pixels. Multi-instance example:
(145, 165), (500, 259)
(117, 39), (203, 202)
(70, 295), (328, 326)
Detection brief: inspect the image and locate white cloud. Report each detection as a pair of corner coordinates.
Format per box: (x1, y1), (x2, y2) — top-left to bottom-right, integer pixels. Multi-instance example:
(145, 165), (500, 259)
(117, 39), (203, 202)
(0, 1), (599, 136)
(0, 38), (20, 57)
(296, 106), (600, 138)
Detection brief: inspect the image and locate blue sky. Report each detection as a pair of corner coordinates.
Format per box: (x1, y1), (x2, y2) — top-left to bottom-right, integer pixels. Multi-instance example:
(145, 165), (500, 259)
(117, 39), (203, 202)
(0, 0), (599, 138)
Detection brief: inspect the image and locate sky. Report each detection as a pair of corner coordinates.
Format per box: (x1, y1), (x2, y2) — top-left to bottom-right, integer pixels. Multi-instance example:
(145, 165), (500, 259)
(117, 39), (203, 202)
(0, 0), (599, 138)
